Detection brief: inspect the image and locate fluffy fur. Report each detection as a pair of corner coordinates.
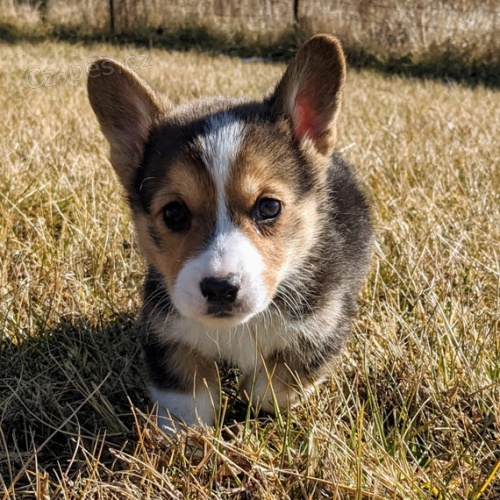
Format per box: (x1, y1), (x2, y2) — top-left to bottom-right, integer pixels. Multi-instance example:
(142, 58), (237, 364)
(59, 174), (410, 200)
(88, 35), (373, 432)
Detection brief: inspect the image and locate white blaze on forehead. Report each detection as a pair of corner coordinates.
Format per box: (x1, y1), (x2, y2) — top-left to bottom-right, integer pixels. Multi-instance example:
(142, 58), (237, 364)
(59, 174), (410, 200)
(198, 113), (245, 228)
(170, 112), (270, 324)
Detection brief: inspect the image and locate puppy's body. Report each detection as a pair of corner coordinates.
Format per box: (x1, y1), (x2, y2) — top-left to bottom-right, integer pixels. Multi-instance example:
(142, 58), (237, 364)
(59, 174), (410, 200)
(88, 35), (373, 430)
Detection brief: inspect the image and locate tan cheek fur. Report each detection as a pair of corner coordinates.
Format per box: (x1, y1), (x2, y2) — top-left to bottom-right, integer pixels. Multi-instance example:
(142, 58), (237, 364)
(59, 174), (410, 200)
(228, 154), (321, 299)
(134, 160), (216, 289)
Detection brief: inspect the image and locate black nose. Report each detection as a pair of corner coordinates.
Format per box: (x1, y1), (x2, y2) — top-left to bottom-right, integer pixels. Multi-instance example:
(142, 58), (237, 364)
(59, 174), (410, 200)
(200, 274), (240, 304)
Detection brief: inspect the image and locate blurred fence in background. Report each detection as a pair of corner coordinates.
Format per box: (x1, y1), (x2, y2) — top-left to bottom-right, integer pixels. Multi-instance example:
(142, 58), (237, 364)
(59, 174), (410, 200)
(1, 0), (499, 84)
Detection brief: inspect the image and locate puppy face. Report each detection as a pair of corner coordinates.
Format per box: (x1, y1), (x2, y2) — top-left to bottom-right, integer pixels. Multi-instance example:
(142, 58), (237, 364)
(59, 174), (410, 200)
(87, 35), (346, 327)
(134, 111), (321, 326)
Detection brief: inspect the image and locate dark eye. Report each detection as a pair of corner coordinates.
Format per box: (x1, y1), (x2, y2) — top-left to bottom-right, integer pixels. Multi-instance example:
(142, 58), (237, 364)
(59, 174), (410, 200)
(163, 201), (191, 232)
(254, 198), (281, 222)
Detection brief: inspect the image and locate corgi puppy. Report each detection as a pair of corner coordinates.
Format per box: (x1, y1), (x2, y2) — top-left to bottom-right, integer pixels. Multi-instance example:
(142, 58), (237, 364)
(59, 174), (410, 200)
(88, 35), (373, 432)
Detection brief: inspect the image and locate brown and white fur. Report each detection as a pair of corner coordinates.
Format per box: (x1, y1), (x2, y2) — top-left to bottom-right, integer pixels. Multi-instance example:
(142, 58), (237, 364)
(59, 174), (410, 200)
(87, 35), (373, 432)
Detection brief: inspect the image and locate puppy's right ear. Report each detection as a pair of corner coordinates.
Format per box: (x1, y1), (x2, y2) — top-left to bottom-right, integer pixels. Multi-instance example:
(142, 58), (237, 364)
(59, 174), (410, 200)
(87, 59), (163, 188)
(270, 35), (346, 159)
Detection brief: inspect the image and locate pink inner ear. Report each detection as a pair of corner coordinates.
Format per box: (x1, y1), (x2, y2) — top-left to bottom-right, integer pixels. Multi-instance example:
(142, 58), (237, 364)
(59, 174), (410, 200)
(293, 89), (322, 142)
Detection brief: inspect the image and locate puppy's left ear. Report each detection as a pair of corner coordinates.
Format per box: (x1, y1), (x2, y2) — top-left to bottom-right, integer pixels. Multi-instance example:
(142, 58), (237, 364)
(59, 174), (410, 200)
(87, 59), (165, 189)
(270, 34), (346, 158)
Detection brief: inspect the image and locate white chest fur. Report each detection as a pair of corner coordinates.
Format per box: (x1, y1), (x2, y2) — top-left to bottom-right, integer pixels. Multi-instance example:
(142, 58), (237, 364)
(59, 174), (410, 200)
(152, 310), (291, 374)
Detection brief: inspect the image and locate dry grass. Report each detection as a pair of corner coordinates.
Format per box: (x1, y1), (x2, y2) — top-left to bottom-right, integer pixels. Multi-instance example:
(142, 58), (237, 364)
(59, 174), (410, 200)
(0, 41), (499, 498)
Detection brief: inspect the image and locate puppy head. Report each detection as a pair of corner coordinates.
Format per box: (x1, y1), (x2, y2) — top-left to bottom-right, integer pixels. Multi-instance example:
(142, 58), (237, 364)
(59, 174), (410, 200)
(88, 35), (346, 327)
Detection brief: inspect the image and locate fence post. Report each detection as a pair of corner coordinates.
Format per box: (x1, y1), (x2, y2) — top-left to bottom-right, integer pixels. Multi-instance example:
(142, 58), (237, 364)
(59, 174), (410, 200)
(39, 0), (48, 24)
(293, 0), (300, 26)
(109, 0), (115, 34)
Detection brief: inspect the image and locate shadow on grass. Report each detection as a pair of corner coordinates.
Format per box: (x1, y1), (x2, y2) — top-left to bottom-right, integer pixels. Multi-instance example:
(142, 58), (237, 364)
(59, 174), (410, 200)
(1, 21), (499, 88)
(0, 313), (146, 493)
(0, 311), (256, 494)
(345, 43), (500, 89)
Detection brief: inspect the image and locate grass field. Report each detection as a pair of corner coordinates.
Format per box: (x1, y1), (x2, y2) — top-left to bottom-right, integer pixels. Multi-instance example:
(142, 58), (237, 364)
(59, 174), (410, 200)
(0, 40), (499, 498)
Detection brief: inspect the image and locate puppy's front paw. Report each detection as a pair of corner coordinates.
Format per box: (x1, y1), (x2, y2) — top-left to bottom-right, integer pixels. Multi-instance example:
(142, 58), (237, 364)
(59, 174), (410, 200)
(241, 365), (311, 414)
(149, 385), (218, 435)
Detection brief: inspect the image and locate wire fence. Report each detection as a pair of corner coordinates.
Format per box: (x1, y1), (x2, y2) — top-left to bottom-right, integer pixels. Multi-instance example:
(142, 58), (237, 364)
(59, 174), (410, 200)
(4, 0), (499, 39)
(1, 0), (499, 84)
